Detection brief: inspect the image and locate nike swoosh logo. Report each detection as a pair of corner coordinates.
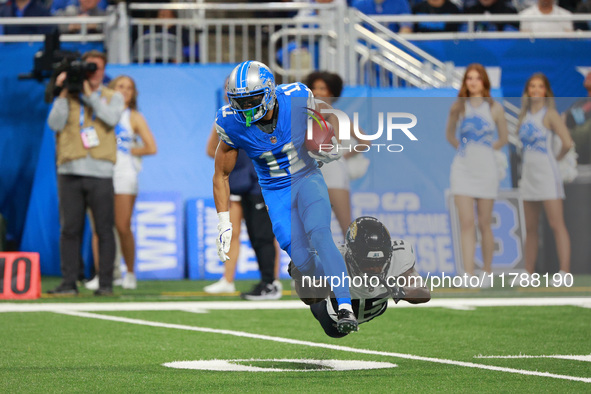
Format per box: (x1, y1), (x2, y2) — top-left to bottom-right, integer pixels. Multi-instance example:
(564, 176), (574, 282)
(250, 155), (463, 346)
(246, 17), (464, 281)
(255, 203), (266, 210)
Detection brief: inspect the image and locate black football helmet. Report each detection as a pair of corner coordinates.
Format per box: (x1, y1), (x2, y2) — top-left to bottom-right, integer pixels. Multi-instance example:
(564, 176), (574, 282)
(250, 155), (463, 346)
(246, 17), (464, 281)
(345, 216), (393, 281)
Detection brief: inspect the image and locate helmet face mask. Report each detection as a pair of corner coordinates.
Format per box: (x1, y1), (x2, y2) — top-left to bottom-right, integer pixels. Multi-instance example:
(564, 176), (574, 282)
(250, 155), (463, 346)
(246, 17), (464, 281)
(345, 217), (393, 282)
(226, 61), (276, 126)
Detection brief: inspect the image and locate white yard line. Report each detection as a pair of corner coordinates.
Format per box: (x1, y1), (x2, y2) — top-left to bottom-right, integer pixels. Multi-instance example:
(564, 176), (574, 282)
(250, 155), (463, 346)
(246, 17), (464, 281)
(475, 355), (591, 362)
(54, 309), (591, 384)
(1, 297), (591, 313)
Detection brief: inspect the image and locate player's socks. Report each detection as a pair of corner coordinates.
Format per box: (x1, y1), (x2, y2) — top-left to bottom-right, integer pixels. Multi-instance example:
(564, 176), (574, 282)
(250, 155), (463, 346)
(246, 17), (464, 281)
(337, 300), (353, 312)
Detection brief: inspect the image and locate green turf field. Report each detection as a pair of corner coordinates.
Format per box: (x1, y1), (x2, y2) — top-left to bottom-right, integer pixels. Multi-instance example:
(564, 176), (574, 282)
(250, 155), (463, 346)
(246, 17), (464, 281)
(1, 277), (590, 392)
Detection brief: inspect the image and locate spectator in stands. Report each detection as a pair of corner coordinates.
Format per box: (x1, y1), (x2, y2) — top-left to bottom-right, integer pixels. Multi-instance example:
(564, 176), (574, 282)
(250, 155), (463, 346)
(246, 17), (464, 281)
(563, 70), (591, 164)
(519, 0), (574, 32)
(142, 9), (189, 46)
(86, 75), (158, 291)
(412, 0), (461, 33)
(514, 0), (581, 13)
(446, 64), (508, 287)
(46, 50), (124, 296)
(133, 8), (197, 63)
(0, 0), (52, 35)
(54, 0), (105, 34)
(352, 0), (413, 33)
(50, 0), (107, 15)
(574, 0), (591, 30)
(463, 0), (519, 31)
(204, 79), (282, 300)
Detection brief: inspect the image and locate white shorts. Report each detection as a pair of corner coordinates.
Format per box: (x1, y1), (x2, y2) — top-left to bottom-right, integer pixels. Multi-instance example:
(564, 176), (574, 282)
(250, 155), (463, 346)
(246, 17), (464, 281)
(320, 157), (350, 190)
(113, 171), (138, 195)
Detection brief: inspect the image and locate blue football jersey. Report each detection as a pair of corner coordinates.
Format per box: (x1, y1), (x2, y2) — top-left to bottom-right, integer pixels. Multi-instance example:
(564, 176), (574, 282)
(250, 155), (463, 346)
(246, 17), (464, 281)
(215, 82), (318, 190)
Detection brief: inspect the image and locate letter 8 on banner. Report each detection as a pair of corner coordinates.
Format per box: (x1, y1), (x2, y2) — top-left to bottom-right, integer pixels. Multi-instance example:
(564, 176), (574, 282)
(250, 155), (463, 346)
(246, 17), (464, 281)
(0, 252), (41, 299)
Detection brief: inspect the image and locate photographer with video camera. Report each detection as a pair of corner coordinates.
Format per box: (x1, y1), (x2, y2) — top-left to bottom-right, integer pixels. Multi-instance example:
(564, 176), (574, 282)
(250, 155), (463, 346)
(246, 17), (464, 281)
(47, 50), (124, 296)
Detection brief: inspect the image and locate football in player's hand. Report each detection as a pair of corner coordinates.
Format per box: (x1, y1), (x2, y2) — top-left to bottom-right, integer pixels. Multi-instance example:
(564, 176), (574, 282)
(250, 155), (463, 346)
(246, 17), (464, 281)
(305, 120), (335, 153)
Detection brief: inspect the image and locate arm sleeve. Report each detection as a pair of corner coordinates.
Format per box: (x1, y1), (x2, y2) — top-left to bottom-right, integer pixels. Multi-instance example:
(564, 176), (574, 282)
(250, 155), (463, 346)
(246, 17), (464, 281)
(215, 116), (236, 147)
(82, 90), (125, 128)
(47, 97), (69, 132)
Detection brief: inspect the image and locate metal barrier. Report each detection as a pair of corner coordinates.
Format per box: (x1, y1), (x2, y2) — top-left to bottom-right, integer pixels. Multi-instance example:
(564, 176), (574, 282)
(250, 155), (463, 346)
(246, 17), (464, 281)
(369, 13), (591, 40)
(0, 2), (130, 64)
(1, 3), (590, 86)
(351, 10), (462, 88)
(127, 2), (346, 84)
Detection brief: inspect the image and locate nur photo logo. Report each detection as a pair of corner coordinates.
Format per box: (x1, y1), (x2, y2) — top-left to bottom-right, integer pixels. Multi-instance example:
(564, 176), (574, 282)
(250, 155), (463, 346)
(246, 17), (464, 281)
(306, 107), (419, 153)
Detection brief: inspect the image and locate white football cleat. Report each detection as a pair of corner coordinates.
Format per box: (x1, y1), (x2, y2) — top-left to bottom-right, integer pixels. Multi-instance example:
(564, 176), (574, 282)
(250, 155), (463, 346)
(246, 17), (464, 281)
(204, 277), (235, 294)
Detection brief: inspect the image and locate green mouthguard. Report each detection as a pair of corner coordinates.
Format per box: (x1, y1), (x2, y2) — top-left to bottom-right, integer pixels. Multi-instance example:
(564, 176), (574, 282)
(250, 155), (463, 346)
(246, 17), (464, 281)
(245, 110), (253, 127)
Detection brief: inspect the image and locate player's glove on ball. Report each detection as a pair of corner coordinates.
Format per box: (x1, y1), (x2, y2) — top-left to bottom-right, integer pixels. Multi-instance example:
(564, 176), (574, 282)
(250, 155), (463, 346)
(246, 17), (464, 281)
(216, 211), (232, 261)
(308, 136), (343, 164)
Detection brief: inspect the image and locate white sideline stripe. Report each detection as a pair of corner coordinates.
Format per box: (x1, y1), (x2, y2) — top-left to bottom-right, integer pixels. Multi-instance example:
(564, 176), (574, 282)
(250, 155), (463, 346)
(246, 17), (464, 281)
(475, 355), (591, 363)
(1, 297), (591, 313)
(54, 310), (591, 384)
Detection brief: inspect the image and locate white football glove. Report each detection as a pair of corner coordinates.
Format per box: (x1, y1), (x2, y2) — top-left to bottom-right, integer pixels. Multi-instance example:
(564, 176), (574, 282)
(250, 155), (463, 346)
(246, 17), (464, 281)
(308, 136), (343, 164)
(216, 211), (232, 261)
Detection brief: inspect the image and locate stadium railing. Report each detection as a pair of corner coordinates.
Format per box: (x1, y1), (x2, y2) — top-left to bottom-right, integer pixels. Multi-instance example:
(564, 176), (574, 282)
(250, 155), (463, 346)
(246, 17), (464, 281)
(127, 1), (347, 83)
(0, 3), (589, 87)
(0, 2), (130, 63)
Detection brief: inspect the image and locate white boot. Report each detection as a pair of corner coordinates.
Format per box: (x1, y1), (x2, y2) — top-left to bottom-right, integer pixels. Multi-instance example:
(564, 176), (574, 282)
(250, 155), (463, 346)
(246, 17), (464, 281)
(552, 270), (569, 287)
(204, 277), (235, 293)
(122, 272), (137, 290)
(85, 276), (99, 291)
(273, 279), (283, 294)
(480, 273), (493, 288)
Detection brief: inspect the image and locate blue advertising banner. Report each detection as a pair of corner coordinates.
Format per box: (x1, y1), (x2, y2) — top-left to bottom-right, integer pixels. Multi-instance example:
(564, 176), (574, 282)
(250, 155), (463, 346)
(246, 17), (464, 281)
(448, 189), (526, 275)
(186, 198), (290, 280)
(132, 192), (185, 280)
(350, 191), (456, 276)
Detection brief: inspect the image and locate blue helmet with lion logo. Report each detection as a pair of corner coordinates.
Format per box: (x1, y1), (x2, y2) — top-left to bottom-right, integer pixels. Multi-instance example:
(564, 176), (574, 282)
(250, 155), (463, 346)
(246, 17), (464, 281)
(226, 61), (276, 126)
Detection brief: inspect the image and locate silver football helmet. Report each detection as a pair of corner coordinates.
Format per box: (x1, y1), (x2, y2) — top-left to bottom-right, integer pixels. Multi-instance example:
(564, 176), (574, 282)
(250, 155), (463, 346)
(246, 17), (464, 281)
(226, 61), (276, 126)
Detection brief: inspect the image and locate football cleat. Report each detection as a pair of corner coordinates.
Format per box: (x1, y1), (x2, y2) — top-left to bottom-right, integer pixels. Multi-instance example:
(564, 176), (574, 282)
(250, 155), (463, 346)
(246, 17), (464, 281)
(336, 309), (359, 334)
(240, 281), (281, 301)
(47, 283), (78, 295)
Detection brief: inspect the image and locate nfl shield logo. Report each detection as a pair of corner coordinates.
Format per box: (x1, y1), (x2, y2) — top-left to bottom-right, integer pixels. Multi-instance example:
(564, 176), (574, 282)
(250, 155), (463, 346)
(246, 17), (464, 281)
(270, 136), (277, 144)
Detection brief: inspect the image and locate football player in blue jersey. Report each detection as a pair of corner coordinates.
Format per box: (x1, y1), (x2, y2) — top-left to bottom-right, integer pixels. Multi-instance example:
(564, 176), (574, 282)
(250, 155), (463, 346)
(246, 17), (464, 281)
(213, 60), (358, 333)
(290, 216), (431, 338)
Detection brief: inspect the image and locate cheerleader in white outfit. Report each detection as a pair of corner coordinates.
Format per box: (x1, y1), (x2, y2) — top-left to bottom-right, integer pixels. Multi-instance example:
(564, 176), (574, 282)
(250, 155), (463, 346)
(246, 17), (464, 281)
(445, 64), (508, 285)
(87, 76), (157, 291)
(518, 73), (573, 283)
